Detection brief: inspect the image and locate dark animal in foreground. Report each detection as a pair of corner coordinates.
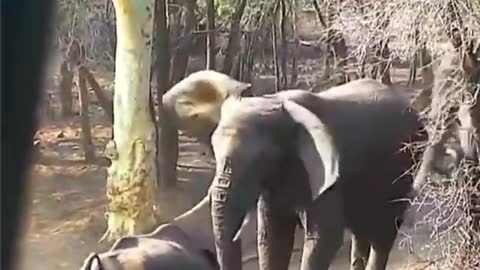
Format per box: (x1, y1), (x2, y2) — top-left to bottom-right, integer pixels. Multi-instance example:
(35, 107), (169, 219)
(207, 79), (425, 270)
(80, 196), (257, 270)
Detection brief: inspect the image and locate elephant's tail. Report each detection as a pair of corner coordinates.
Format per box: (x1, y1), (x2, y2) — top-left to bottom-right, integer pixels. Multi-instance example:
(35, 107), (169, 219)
(80, 253), (104, 270)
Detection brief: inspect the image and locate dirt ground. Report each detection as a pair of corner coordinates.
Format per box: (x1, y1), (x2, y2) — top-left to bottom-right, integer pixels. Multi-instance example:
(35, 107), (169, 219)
(17, 49), (437, 270)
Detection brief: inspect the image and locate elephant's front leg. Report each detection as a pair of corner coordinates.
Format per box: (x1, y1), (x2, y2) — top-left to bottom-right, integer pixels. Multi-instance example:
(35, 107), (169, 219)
(257, 195), (297, 270)
(300, 189), (345, 270)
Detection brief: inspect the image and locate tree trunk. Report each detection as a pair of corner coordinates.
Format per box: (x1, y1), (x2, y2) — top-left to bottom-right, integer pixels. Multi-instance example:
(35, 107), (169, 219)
(377, 39), (392, 85)
(407, 27), (420, 87)
(170, 0), (196, 83)
(272, 22), (280, 92)
(102, 0), (158, 241)
(81, 66), (114, 123)
(407, 55), (418, 86)
(419, 47), (434, 88)
(290, 2), (298, 88)
(59, 61), (73, 118)
(221, 0), (247, 75)
(77, 67), (96, 161)
(332, 33), (348, 85)
(205, 0), (216, 70)
(155, 0), (178, 189)
(279, 0), (288, 89)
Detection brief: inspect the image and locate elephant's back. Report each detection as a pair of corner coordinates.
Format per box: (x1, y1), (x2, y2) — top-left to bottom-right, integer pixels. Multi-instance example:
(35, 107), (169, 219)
(143, 241), (216, 270)
(96, 237), (216, 270)
(296, 81), (418, 219)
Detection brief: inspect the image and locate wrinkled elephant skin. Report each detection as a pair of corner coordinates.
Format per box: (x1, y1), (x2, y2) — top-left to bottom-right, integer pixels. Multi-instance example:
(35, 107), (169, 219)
(208, 79), (424, 270)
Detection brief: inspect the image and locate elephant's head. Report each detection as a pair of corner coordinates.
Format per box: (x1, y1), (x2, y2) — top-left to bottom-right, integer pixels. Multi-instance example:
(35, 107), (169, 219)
(208, 95), (340, 269)
(162, 70), (251, 141)
(457, 35), (480, 161)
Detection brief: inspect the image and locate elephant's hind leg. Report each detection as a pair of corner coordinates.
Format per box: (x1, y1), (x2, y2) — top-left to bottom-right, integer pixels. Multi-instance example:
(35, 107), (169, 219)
(350, 234), (370, 270)
(257, 195), (297, 270)
(300, 189), (345, 270)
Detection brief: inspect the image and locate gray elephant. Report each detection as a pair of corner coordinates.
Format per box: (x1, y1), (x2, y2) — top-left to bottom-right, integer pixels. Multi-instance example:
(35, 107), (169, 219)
(207, 79), (424, 270)
(412, 30), (479, 194)
(80, 196), (258, 270)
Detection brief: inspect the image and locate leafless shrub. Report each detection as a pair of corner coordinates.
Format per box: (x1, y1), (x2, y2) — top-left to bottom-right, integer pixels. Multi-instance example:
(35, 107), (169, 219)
(55, 0), (116, 68)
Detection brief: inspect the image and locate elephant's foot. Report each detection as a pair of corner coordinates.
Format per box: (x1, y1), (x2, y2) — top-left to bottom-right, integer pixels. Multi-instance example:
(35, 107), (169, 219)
(350, 234), (370, 270)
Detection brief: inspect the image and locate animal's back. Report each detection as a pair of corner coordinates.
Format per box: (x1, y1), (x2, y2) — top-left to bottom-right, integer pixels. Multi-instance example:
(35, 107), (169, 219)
(277, 81), (420, 229)
(92, 240), (215, 270)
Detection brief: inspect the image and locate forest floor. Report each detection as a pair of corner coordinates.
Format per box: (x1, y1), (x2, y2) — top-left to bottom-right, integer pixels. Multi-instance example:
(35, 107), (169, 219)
(18, 50), (439, 270)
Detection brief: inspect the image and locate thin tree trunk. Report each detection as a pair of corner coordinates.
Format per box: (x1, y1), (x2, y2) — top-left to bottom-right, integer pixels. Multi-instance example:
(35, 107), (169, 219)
(222, 0), (247, 75)
(105, 0), (117, 60)
(206, 0), (216, 70)
(232, 53), (244, 81)
(59, 61), (73, 118)
(170, 0), (196, 83)
(420, 47), (434, 88)
(102, 0), (158, 241)
(407, 55), (418, 86)
(290, 2), (298, 88)
(42, 92), (55, 120)
(357, 46), (367, 79)
(155, 0), (178, 189)
(77, 67), (95, 161)
(279, 0), (288, 89)
(332, 33), (348, 85)
(377, 39), (391, 85)
(312, 0), (333, 82)
(407, 27), (419, 86)
(243, 32), (256, 87)
(80, 66), (114, 123)
(272, 22), (280, 92)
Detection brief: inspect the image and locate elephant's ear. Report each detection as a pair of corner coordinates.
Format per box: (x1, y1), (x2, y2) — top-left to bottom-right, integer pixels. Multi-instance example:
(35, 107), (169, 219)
(283, 100), (340, 200)
(163, 70), (251, 124)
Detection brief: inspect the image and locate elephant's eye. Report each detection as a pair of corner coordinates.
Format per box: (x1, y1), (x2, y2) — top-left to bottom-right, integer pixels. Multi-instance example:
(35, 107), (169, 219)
(190, 113), (199, 119)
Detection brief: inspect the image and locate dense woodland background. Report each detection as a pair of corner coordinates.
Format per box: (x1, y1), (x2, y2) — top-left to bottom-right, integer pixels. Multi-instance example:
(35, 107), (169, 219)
(23, 0), (479, 269)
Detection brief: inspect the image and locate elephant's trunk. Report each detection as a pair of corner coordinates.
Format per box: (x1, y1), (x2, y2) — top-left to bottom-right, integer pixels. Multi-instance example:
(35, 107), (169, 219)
(411, 143), (440, 195)
(209, 174), (247, 270)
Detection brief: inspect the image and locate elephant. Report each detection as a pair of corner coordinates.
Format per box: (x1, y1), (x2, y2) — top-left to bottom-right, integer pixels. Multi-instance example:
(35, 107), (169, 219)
(207, 78), (425, 270)
(79, 196), (258, 270)
(411, 29), (480, 194)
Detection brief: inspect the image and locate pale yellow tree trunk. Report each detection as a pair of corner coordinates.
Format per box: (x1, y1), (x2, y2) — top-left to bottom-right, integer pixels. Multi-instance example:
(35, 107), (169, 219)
(102, 0), (158, 241)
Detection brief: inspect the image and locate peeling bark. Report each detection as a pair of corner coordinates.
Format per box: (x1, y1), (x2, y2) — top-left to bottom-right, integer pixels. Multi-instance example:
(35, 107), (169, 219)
(103, 0), (159, 241)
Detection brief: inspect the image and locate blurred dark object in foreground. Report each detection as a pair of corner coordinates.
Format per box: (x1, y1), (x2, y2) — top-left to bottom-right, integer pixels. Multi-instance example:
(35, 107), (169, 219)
(1, 1), (56, 269)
